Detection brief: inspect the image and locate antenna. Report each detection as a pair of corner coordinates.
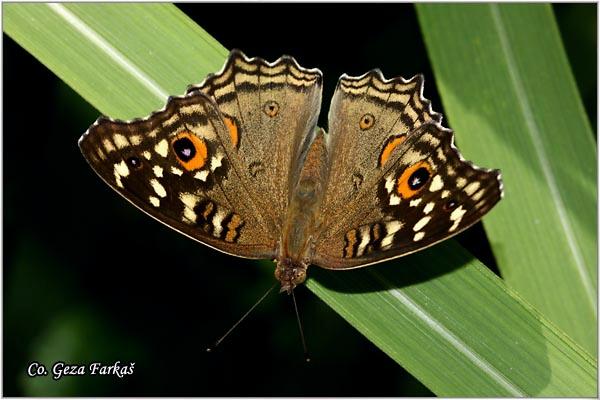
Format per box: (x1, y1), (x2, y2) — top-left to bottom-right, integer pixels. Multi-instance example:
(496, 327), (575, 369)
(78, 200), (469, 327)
(206, 282), (277, 352)
(291, 289), (311, 362)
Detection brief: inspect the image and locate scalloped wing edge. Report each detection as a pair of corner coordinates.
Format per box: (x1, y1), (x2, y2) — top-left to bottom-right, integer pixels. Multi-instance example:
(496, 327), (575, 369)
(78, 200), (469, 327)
(185, 49), (323, 95)
(78, 91), (216, 148)
(334, 69), (443, 126)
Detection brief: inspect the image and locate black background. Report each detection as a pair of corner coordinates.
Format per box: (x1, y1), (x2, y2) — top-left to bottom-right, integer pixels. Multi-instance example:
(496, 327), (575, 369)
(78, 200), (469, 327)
(3, 3), (596, 396)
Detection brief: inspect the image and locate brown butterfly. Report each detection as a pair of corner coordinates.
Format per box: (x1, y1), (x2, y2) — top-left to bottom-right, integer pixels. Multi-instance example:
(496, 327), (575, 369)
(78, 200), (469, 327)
(79, 50), (503, 294)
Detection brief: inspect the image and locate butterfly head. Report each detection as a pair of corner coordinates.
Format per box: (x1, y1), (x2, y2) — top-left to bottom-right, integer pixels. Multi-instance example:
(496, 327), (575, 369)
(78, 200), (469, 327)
(275, 257), (308, 294)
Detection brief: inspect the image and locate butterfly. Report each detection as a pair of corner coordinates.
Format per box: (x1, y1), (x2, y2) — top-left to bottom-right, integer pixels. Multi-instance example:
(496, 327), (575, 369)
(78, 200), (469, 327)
(79, 50), (503, 294)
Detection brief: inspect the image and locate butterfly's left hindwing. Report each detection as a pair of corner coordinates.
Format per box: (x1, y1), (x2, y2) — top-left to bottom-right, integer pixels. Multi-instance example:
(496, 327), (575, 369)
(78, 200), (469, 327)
(79, 92), (276, 259)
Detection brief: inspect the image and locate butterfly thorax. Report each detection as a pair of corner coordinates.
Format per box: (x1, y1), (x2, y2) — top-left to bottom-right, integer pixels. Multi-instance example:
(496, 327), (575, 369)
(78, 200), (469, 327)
(276, 129), (329, 293)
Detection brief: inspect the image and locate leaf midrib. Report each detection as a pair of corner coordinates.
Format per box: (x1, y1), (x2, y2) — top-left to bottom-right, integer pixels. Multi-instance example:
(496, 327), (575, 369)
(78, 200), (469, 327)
(489, 4), (596, 314)
(370, 269), (526, 396)
(48, 3), (169, 101)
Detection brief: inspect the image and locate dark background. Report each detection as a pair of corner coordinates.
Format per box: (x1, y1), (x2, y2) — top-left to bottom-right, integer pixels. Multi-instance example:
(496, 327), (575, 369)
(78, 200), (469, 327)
(3, 3), (596, 396)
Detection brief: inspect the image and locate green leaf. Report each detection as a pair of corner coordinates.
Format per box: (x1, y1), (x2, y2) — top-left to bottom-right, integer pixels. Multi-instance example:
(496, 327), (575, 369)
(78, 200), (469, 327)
(307, 241), (597, 396)
(4, 3), (597, 396)
(416, 4), (597, 354)
(3, 3), (227, 119)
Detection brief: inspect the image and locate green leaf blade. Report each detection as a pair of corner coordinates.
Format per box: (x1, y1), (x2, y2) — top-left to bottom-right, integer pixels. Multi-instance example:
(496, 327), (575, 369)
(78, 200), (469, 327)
(416, 3), (597, 354)
(308, 242), (597, 396)
(4, 3), (228, 119)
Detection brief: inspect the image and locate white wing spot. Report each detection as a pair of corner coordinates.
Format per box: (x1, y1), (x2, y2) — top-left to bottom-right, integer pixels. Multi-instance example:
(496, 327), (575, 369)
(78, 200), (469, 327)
(386, 220), (403, 235)
(183, 208), (196, 223)
(450, 205), (467, 221)
(164, 113), (179, 127)
(96, 148), (107, 160)
(414, 231), (425, 242)
(114, 171), (123, 188)
(171, 167), (183, 176)
(113, 161), (129, 189)
(114, 160), (130, 177)
(437, 147), (447, 162)
(150, 178), (167, 198)
(154, 139), (168, 157)
(423, 202), (435, 214)
(381, 220), (403, 249)
(210, 154), (223, 171)
(153, 165), (163, 178)
(449, 205), (467, 232)
(405, 104), (418, 122)
(149, 196), (160, 207)
(194, 170), (209, 181)
(441, 190), (451, 199)
(389, 193), (401, 206)
(429, 175), (443, 192)
(409, 198), (422, 207)
(356, 226), (371, 257)
(475, 199), (487, 210)
(180, 192), (199, 208)
(464, 181), (481, 196)
(403, 149), (424, 165)
(381, 235), (394, 249)
(385, 175), (395, 193)
(472, 188), (485, 201)
(103, 139), (116, 153)
(413, 216), (431, 232)
(179, 192), (200, 223)
(422, 133), (440, 147)
(142, 151), (152, 160)
(113, 133), (129, 149)
(130, 135), (142, 145)
(456, 177), (467, 189)
(212, 210), (226, 238)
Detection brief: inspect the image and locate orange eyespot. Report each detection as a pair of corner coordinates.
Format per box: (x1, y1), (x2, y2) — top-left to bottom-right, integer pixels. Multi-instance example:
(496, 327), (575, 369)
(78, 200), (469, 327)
(171, 131), (208, 171)
(223, 116), (239, 148)
(359, 113), (375, 130)
(379, 135), (406, 167)
(264, 101), (279, 117)
(396, 161), (432, 199)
